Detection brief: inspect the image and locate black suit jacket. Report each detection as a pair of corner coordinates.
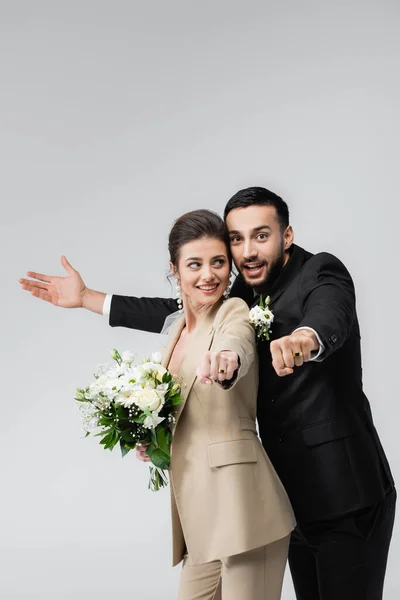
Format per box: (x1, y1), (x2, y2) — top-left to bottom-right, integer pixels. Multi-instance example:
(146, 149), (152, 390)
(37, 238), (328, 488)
(109, 245), (394, 522)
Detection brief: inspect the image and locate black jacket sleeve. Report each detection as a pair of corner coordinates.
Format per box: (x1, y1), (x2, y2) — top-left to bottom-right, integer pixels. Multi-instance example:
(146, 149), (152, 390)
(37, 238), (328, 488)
(296, 253), (356, 359)
(109, 295), (178, 333)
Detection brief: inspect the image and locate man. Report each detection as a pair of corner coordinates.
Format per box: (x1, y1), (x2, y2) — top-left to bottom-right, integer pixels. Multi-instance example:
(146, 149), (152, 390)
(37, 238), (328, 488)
(20, 187), (395, 599)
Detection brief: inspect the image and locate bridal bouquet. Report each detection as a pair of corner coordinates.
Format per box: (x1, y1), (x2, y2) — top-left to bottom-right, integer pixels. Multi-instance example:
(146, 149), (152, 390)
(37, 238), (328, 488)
(74, 349), (183, 491)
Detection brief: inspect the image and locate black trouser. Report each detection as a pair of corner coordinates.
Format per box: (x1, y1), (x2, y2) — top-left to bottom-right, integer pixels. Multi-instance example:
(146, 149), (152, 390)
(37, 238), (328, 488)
(289, 489), (396, 600)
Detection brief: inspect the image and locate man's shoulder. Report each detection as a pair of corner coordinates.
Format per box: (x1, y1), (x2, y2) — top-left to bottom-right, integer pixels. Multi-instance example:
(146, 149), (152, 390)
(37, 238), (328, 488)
(299, 249), (351, 278)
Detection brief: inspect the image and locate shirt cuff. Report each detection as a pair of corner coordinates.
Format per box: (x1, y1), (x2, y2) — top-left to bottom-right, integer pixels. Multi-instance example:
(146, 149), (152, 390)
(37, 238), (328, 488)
(292, 326), (325, 362)
(102, 294), (113, 317)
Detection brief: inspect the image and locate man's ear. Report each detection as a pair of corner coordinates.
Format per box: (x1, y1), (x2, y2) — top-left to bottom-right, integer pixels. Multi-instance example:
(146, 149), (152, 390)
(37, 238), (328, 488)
(284, 225), (294, 250)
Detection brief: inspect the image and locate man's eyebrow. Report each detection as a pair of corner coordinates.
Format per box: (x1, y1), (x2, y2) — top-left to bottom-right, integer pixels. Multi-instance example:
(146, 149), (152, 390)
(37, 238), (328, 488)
(253, 225), (272, 233)
(228, 225), (272, 234)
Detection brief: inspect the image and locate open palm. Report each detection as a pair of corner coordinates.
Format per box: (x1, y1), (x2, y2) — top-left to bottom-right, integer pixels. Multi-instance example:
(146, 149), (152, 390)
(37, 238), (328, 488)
(20, 256), (86, 308)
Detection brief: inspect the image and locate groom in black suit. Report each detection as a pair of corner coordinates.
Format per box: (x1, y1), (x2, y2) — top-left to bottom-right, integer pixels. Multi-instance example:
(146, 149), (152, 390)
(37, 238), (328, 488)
(20, 187), (395, 599)
(107, 188), (395, 600)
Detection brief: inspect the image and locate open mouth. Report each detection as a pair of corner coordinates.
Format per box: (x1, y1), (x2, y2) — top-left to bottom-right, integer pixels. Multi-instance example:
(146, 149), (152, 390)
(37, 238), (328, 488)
(243, 262), (266, 277)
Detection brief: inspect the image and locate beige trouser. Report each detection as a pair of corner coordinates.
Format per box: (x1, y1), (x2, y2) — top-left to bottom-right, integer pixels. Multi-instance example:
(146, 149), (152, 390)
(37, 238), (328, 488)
(178, 535), (290, 600)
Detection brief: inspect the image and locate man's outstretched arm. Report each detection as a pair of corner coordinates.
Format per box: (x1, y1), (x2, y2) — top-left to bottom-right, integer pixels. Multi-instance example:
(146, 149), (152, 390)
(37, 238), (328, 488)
(108, 294), (178, 333)
(19, 255), (177, 333)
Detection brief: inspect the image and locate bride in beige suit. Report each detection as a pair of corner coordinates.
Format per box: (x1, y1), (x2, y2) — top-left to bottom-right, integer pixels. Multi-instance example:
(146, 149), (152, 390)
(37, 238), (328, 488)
(136, 209), (295, 600)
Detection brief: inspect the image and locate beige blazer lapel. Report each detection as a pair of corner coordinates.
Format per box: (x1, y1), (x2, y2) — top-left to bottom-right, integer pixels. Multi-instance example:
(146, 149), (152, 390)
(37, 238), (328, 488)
(162, 301), (222, 431)
(162, 314), (185, 370)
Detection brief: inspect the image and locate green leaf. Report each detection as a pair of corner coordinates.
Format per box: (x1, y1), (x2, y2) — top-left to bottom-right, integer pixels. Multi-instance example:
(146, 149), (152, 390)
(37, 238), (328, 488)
(111, 429), (120, 447)
(120, 439), (130, 457)
(132, 414), (146, 424)
(150, 448), (170, 470)
(120, 429), (136, 443)
(165, 430), (173, 446)
(172, 395), (183, 405)
(156, 427), (170, 456)
(150, 428), (158, 447)
(94, 428), (108, 437)
(146, 441), (157, 456)
(99, 431), (114, 446)
(98, 414), (113, 424)
(98, 428), (119, 451)
(115, 405), (129, 419)
(162, 372), (172, 384)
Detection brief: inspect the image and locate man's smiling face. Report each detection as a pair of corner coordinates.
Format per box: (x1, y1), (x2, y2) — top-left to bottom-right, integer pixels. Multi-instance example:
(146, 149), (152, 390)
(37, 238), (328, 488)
(226, 205), (294, 290)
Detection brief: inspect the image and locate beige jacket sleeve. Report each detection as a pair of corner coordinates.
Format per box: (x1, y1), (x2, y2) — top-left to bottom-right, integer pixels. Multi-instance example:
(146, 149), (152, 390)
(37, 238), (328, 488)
(212, 298), (256, 388)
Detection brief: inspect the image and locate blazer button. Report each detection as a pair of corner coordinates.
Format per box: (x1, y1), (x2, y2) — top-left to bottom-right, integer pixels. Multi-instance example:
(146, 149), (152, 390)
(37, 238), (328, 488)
(278, 434), (284, 443)
(271, 397), (276, 403)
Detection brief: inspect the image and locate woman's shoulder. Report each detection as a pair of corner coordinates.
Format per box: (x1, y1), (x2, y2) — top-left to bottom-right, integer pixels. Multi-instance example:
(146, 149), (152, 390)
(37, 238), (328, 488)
(213, 297), (250, 327)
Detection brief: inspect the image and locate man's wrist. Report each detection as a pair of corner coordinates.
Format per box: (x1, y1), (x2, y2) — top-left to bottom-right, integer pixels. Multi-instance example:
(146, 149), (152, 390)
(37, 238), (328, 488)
(81, 287), (92, 310)
(80, 288), (107, 314)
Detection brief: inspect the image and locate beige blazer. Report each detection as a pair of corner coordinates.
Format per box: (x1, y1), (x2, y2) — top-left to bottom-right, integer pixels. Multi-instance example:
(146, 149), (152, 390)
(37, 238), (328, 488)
(162, 298), (296, 567)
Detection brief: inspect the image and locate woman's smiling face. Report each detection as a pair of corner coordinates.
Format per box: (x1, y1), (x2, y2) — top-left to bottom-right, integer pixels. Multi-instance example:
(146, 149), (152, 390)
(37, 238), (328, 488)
(172, 237), (230, 310)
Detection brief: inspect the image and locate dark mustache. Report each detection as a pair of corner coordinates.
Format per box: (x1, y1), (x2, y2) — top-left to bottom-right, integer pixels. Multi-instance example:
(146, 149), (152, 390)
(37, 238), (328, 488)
(242, 260), (266, 266)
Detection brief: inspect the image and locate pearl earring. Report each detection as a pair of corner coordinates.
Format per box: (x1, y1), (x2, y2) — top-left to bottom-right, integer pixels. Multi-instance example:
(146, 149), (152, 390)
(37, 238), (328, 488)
(176, 279), (183, 311)
(223, 274), (233, 300)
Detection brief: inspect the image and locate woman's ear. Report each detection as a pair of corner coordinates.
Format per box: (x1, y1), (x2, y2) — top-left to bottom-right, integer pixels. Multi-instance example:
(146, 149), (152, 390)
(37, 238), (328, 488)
(170, 262), (178, 280)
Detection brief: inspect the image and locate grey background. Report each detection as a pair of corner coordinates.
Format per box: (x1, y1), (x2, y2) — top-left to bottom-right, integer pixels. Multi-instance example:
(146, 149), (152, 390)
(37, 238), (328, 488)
(1, 1), (399, 598)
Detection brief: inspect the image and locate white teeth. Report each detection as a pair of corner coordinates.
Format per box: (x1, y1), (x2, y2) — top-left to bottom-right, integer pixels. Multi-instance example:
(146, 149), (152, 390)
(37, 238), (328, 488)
(199, 285), (218, 290)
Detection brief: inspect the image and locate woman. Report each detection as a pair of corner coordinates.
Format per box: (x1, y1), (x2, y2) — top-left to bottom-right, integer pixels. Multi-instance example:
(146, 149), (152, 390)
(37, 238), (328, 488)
(137, 209), (295, 600)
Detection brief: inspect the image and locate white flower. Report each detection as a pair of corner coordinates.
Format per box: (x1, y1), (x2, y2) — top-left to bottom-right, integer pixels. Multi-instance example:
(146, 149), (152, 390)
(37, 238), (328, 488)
(151, 351), (162, 364)
(79, 402), (100, 433)
(138, 362), (167, 382)
(156, 382), (169, 393)
(119, 366), (141, 384)
(134, 388), (165, 413)
(264, 309), (274, 322)
(143, 414), (165, 429)
(114, 388), (139, 407)
(249, 306), (267, 324)
(114, 383), (165, 410)
(122, 351), (135, 364)
(113, 364), (129, 378)
(249, 296), (274, 341)
(156, 366), (167, 381)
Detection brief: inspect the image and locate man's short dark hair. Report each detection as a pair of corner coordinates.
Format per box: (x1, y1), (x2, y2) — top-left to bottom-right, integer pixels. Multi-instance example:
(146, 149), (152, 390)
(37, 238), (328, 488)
(224, 187), (289, 232)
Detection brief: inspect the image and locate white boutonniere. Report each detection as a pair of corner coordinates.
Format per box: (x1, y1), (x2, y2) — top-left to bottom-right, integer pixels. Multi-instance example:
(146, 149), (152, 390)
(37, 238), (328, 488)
(249, 295), (274, 341)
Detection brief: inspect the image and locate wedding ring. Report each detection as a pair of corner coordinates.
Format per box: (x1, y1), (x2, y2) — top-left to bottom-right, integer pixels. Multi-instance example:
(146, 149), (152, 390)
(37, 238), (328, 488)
(218, 368), (227, 374)
(293, 351), (303, 358)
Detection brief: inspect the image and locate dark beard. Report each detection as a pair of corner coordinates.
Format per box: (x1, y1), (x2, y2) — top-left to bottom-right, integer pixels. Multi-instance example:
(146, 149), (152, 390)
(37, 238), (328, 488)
(252, 242), (286, 295)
